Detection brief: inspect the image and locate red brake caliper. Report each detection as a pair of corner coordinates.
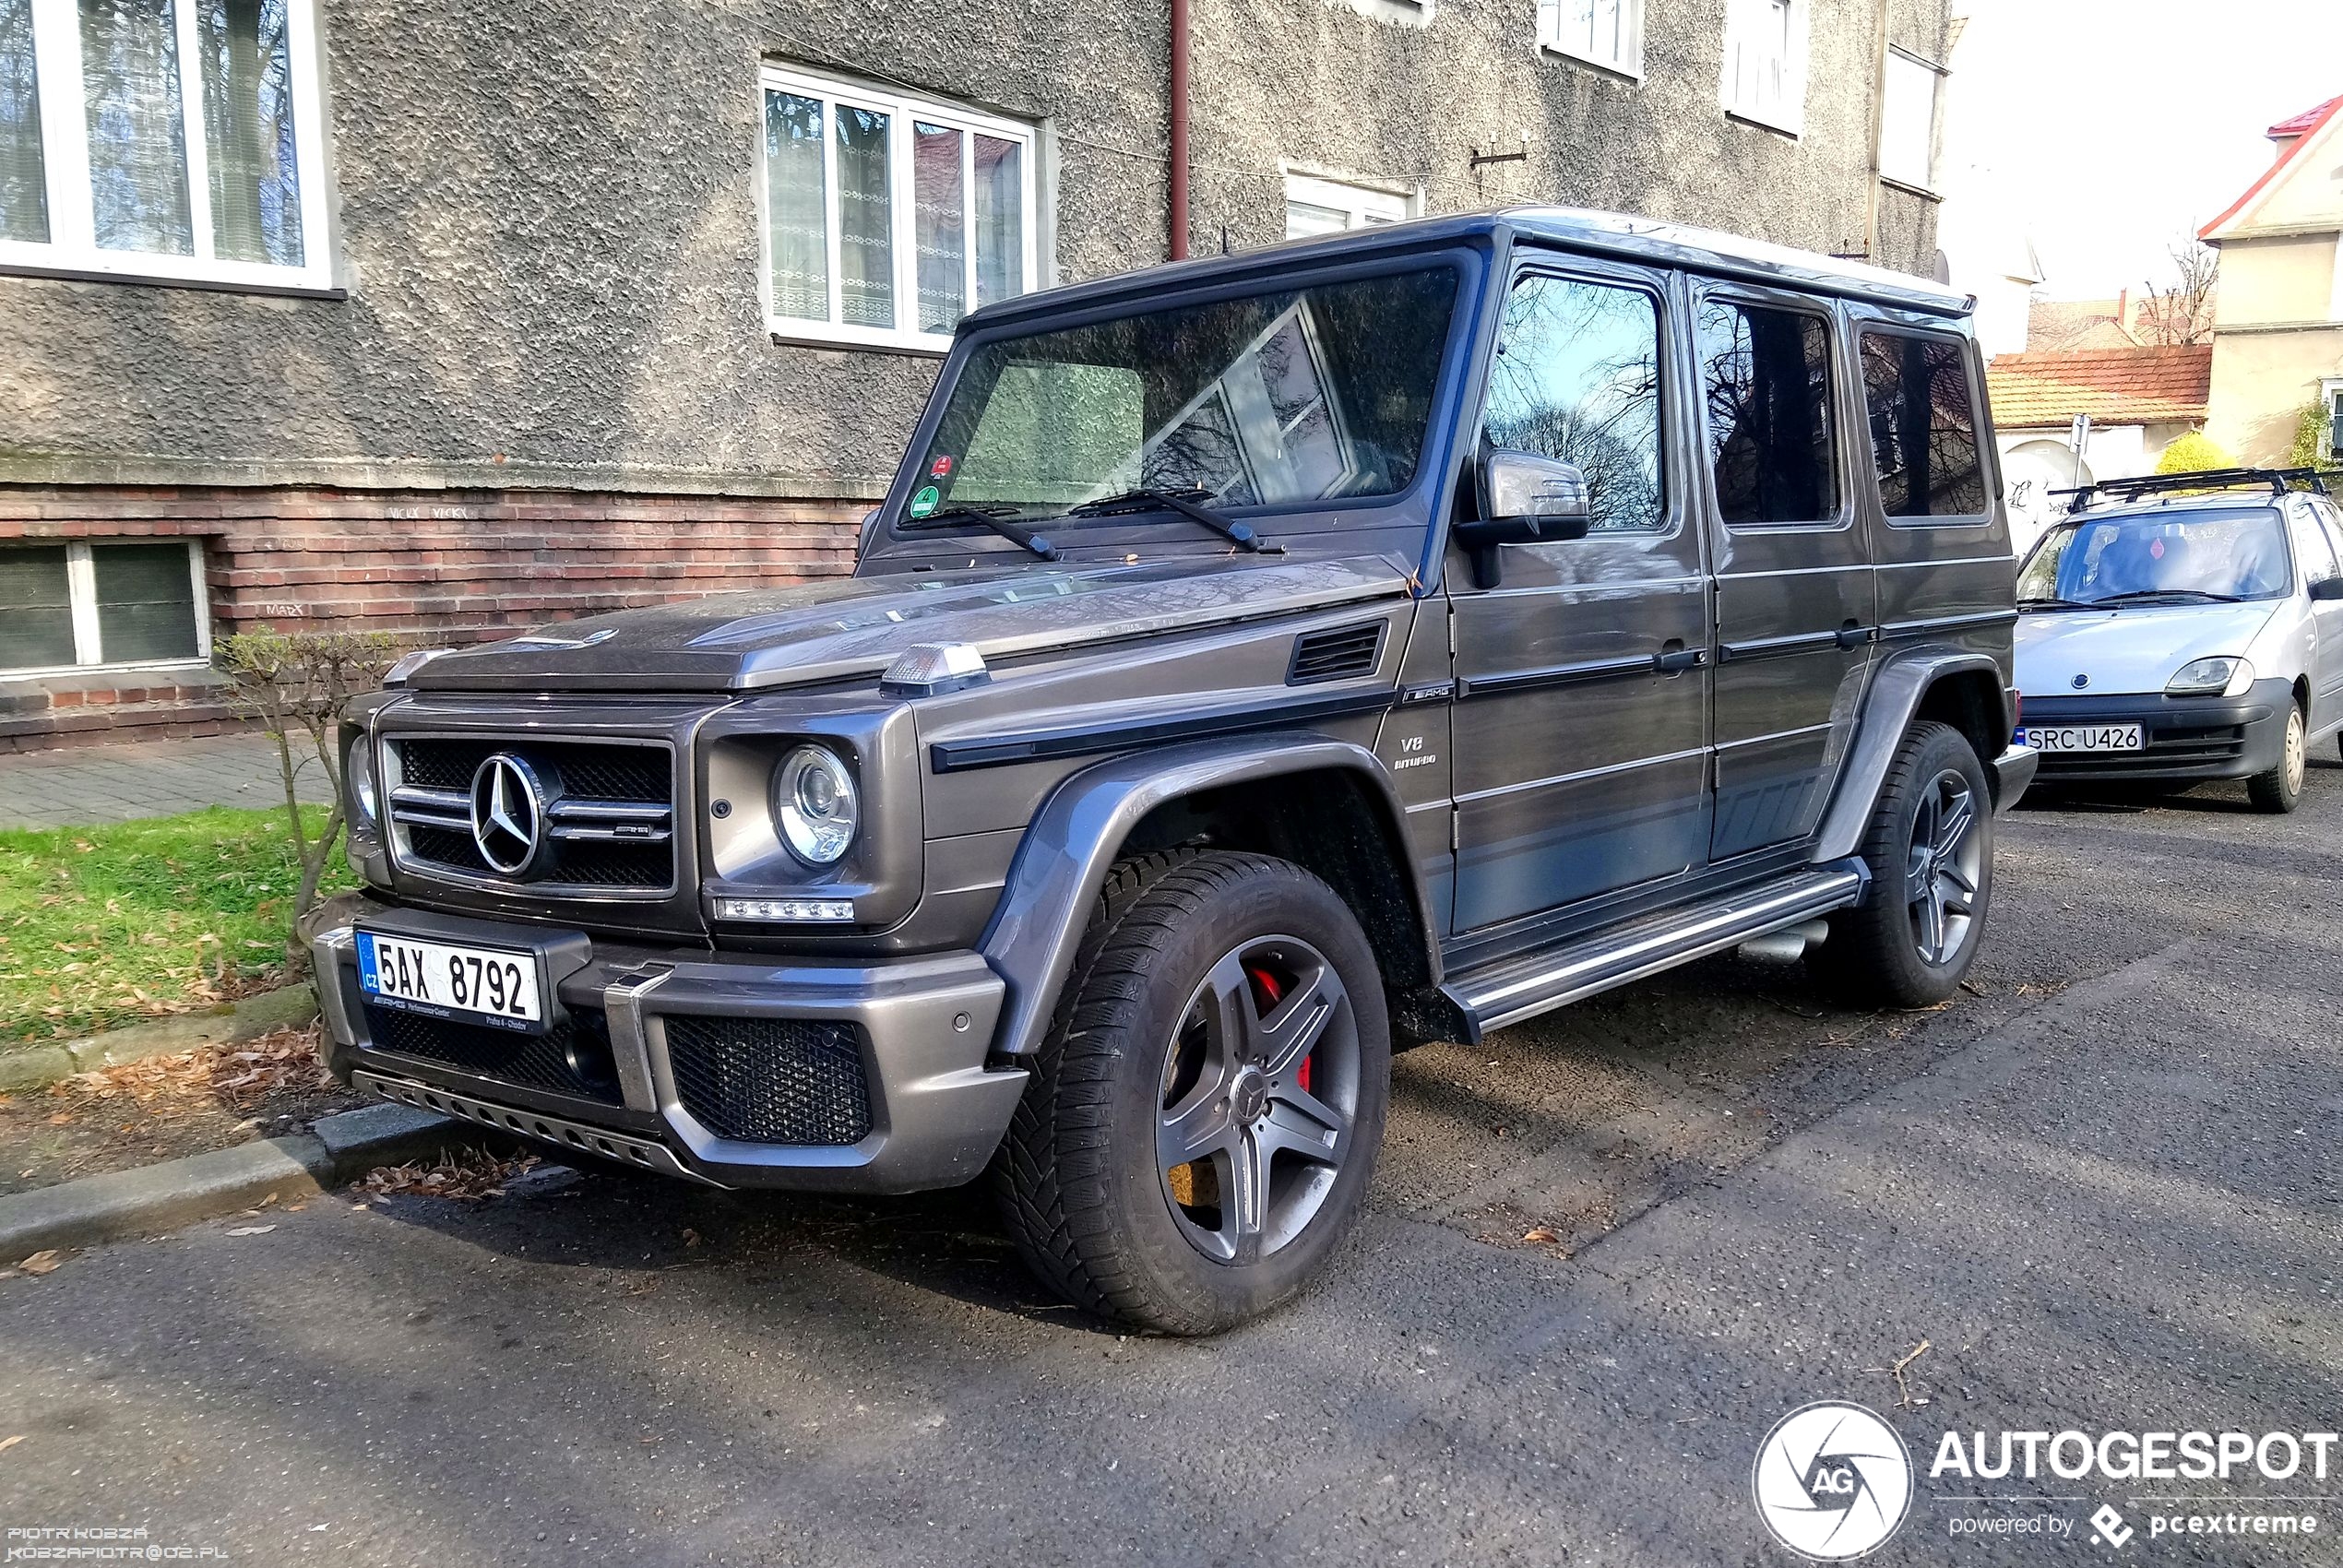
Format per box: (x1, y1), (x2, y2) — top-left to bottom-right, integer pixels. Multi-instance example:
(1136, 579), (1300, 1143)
(1247, 967), (1307, 1092)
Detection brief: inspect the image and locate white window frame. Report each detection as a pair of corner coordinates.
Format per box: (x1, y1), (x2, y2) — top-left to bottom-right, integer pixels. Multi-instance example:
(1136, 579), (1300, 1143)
(1719, 0), (1809, 137)
(757, 63), (1040, 355)
(1537, 0), (1645, 80)
(2323, 379), (2343, 461)
(1281, 170), (1417, 239)
(2, 538), (210, 677)
(1878, 46), (1945, 193)
(2, 0), (333, 291)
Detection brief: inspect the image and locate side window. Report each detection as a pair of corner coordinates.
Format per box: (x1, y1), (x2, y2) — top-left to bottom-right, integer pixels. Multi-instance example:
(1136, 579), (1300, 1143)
(2317, 503), (2343, 571)
(1481, 274), (1666, 533)
(1695, 299), (1839, 526)
(1859, 332), (1988, 519)
(2289, 507), (2339, 584)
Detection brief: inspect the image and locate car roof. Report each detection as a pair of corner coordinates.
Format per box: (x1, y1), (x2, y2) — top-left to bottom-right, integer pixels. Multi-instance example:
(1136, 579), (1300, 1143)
(2055, 495), (2287, 526)
(958, 206), (1975, 334)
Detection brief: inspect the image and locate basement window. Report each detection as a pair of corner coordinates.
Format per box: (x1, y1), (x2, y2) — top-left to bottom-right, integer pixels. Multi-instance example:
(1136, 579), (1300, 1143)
(0, 538), (208, 674)
(759, 63), (1040, 354)
(0, 0), (333, 291)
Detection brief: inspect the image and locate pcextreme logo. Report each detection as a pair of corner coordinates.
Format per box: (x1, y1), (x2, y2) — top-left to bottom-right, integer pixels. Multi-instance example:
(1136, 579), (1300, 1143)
(1753, 1401), (1916, 1561)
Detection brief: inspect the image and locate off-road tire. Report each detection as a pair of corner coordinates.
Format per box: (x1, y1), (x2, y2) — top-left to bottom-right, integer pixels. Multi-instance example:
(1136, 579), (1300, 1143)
(1809, 721), (1993, 1008)
(2246, 701), (2305, 814)
(992, 849), (1390, 1335)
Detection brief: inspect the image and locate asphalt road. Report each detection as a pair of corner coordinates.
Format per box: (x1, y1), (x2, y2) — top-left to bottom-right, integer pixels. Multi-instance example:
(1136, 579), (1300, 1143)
(5, 762), (2341, 1566)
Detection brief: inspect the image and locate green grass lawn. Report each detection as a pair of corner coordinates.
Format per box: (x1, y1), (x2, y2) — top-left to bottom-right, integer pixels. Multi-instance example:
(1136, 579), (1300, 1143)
(0, 806), (352, 1045)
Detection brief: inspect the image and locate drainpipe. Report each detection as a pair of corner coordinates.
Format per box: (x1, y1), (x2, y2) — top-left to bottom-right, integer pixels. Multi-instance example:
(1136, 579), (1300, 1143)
(1169, 0), (1191, 260)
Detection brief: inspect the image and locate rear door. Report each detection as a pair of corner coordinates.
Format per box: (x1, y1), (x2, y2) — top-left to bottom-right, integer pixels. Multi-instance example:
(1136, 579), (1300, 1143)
(1446, 253), (1712, 932)
(1692, 282), (1874, 861)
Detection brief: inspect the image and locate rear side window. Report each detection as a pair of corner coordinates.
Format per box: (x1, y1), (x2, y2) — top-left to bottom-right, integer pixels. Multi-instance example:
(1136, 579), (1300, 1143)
(1859, 332), (1988, 518)
(1481, 273), (1667, 533)
(1696, 300), (1839, 526)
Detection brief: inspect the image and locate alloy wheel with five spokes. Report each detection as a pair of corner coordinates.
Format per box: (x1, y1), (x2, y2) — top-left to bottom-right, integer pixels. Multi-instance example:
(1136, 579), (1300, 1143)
(1905, 767), (1982, 967)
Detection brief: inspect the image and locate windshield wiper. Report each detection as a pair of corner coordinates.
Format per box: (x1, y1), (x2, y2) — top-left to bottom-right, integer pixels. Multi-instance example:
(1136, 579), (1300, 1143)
(901, 504), (1060, 562)
(2084, 589), (2244, 606)
(2017, 596), (2096, 611)
(1063, 486), (1279, 553)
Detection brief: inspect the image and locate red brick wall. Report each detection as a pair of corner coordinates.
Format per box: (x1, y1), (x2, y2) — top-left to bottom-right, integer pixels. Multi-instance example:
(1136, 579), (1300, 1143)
(0, 482), (864, 751)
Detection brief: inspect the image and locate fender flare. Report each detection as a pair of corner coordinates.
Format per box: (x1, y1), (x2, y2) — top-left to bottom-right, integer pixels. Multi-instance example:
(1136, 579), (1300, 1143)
(978, 735), (1440, 1061)
(1812, 649), (2011, 863)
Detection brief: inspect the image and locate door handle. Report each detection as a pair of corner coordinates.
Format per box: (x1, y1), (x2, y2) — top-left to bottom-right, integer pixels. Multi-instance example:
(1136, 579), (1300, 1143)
(1655, 641), (1707, 674)
(1835, 620), (1873, 650)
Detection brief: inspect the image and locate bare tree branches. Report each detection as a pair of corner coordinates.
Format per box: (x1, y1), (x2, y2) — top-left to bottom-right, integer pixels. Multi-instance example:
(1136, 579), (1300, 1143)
(2135, 239), (2218, 347)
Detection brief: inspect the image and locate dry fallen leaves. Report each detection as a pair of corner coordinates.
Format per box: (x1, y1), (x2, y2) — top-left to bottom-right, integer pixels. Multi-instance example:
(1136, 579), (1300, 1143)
(44, 1027), (336, 1123)
(223, 1225), (277, 1237)
(360, 1146), (541, 1201)
(0, 1435), (24, 1455)
(18, 1250), (64, 1276)
(1522, 1227), (1561, 1245)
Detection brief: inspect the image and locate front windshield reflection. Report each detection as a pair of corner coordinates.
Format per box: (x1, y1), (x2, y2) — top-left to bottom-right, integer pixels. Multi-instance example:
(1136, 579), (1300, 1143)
(2018, 509), (2292, 604)
(905, 267), (1460, 524)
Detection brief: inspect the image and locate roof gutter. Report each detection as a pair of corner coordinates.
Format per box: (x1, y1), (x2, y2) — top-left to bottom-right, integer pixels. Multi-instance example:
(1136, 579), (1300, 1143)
(1169, 0), (1191, 262)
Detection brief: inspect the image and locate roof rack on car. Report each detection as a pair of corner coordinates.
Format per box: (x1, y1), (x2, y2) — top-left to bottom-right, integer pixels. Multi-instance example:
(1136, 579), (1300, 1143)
(2052, 467), (2334, 511)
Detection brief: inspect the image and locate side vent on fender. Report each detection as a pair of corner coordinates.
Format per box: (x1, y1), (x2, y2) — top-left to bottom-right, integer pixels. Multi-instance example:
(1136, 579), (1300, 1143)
(1287, 623), (1385, 685)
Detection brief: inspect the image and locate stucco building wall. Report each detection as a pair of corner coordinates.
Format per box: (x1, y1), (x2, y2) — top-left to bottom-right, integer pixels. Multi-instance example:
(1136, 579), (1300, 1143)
(0, 0), (1946, 747)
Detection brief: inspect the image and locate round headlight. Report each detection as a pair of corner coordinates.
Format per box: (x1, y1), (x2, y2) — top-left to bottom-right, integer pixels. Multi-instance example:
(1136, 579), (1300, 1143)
(347, 742), (379, 826)
(773, 745), (859, 866)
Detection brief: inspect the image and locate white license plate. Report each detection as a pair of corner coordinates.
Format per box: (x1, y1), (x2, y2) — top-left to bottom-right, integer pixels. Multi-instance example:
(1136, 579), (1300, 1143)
(2019, 723), (2144, 753)
(356, 930), (544, 1032)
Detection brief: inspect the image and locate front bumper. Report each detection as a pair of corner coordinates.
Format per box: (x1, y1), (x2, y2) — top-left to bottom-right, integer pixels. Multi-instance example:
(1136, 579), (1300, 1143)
(308, 897), (1028, 1194)
(2019, 679), (2292, 783)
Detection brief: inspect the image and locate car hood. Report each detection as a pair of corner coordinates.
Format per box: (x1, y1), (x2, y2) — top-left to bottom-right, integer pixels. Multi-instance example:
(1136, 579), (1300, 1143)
(409, 553), (1416, 694)
(2013, 602), (2279, 697)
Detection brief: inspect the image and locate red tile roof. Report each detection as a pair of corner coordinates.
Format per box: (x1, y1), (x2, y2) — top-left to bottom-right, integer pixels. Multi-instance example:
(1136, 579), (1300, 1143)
(1984, 345), (2213, 429)
(2205, 95), (2343, 239)
(2268, 96), (2343, 139)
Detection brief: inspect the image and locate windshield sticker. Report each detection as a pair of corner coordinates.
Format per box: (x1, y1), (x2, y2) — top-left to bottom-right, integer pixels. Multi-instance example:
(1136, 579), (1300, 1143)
(930, 455), (955, 478)
(909, 485), (941, 519)
(2149, 538), (2166, 559)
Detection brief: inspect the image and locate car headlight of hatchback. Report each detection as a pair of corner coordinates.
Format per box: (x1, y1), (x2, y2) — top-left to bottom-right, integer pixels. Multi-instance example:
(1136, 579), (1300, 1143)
(772, 744), (860, 866)
(2165, 656), (2253, 697)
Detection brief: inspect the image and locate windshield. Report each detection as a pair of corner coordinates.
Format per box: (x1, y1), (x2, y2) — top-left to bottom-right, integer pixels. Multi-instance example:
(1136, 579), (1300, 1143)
(901, 267), (1460, 523)
(2016, 508), (2292, 605)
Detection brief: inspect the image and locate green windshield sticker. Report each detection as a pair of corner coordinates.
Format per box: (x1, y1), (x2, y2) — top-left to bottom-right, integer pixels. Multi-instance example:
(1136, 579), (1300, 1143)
(909, 485), (941, 519)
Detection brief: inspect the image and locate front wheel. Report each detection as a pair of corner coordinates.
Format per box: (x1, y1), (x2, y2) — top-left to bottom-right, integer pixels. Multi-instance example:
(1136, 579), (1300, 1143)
(1810, 721), (1993, 1008)
(2247, 701), (2305, 814)
(993, 850), (1390, 1335)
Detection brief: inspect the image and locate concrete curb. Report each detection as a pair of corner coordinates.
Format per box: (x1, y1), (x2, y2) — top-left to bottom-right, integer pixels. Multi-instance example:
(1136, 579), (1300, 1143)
(0, 1101), (461, 1259)
(0, 984), (320, 1095)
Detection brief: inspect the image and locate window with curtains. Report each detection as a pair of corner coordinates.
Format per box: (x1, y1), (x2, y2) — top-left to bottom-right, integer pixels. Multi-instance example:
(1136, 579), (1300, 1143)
(760, 65), (1038, 352)
(1719, 0), (1807, 135)
(0, 0), (327, 288)
(0, 539), (208, 673)
(1537, 0), (1644, 78)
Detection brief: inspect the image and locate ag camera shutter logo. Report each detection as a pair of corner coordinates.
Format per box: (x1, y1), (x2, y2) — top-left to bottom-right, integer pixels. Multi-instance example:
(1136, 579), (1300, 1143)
(1753, 1401), (1915, 1560)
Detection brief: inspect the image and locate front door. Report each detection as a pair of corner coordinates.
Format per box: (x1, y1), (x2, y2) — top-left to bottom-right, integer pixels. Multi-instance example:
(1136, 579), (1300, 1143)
(1693, 284), (1876, 860)
(2296, 501), (2343, 731)
(1447, 256), (1712, 933)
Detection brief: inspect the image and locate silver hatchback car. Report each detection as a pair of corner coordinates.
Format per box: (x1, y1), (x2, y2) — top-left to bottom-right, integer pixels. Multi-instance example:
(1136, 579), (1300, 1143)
(2014, 469), (2343, 812)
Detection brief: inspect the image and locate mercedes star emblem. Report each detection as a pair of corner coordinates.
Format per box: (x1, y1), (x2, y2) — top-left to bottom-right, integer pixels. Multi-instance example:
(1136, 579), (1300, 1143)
(470, 753), (548, 876)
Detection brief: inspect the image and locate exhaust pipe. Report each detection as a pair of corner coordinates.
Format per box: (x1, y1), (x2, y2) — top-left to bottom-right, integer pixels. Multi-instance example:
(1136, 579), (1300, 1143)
(1737, 919), (1832, 964)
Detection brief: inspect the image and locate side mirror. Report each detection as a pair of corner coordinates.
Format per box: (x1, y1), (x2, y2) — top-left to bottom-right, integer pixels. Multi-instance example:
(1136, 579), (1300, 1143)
(1454, 450), (1593, 588)
(2312, 576), (2343, 601)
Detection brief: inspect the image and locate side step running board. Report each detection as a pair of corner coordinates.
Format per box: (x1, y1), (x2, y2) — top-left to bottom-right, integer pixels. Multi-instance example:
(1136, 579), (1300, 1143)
(1439, 862), (1868, 1039)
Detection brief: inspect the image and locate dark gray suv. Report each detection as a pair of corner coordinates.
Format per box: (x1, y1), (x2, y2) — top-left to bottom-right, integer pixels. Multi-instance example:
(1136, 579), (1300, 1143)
(312, 208), (2038, 1333)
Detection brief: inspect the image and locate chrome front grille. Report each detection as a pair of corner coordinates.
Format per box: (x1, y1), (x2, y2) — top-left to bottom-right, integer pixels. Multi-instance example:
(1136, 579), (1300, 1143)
(383, 735), (678, 897)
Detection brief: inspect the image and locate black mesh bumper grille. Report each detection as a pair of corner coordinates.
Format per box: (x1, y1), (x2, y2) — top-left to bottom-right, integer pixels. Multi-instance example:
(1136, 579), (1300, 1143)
(361, 1002), (623, 1105)
(662, 1015), (872, 1146)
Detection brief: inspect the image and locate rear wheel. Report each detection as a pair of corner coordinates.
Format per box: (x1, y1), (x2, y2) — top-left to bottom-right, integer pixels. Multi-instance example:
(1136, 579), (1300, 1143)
(2247, 701), (2305, 814)
(993, 850), (1389, 1335)
(1810, 721), (1993, 1008)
